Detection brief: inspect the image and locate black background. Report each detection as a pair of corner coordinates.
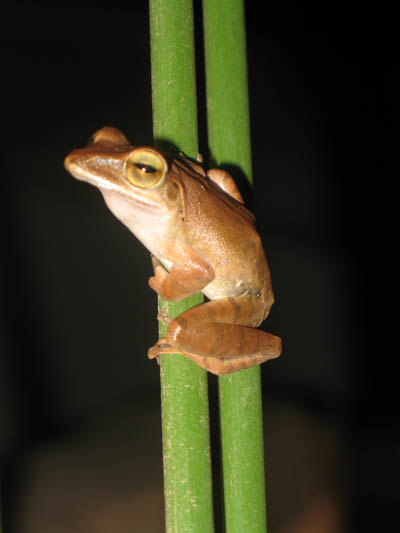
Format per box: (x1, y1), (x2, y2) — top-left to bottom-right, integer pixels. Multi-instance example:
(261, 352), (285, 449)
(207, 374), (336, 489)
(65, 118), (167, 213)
(1, 2), (396, 532)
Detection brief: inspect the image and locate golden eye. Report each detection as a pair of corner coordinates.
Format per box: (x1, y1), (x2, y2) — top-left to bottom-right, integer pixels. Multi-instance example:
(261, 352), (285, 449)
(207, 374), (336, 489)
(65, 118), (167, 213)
(125, 148), (167, 189)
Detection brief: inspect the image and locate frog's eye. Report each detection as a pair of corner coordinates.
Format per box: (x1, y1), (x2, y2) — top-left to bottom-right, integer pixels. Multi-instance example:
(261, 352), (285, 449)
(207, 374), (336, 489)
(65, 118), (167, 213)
(125, 148), (167, 189)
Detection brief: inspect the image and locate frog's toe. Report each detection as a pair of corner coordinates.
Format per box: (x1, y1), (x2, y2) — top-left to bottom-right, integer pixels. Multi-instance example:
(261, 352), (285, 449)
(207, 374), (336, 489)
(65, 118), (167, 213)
(156, 309), (172, 324)
(148, 339), (171, 359)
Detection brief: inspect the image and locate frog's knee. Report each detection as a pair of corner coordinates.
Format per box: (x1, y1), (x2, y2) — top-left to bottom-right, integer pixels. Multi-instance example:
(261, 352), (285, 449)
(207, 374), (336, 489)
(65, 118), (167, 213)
(166, 316), (187, 345)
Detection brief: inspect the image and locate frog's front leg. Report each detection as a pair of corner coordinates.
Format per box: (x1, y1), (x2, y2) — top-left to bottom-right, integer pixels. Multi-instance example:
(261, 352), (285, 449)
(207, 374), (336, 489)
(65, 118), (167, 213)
(148, 296), (282, 375)
(149, 254), (214, 302)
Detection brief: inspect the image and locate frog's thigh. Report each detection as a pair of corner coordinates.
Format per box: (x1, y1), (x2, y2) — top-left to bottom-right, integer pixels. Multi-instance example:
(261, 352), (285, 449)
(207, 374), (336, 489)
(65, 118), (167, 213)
(169, 296), (266, 331)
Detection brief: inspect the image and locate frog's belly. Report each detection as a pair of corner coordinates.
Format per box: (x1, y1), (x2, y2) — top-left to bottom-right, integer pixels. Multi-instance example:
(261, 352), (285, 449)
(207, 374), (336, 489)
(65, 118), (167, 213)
(202, 276), (248, 300)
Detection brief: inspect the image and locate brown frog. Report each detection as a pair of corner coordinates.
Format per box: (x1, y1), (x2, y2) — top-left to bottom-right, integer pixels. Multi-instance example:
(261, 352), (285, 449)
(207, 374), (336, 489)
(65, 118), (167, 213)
(64, 127), (281, 375)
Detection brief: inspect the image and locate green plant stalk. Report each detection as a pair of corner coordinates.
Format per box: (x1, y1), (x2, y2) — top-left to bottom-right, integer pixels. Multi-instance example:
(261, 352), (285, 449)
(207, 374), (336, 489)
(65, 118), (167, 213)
(149, 1), (214, 532)
(202, 1), (267, 531)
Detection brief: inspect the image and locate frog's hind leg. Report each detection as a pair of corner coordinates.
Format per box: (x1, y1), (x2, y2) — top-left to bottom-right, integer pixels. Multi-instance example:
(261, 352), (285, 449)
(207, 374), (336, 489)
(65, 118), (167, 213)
(148, 329), (281, 375)
(148, 297), (282, 375)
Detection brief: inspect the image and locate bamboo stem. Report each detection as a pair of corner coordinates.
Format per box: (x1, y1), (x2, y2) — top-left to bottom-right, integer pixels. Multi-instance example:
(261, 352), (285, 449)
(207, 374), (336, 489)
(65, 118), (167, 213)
(202, 1), (268, 530)
(149, 1), (214, 531)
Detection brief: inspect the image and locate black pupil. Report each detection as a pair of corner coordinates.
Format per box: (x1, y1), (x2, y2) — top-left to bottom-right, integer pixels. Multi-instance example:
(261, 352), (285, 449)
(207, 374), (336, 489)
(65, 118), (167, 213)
(135, 163), (157, 173)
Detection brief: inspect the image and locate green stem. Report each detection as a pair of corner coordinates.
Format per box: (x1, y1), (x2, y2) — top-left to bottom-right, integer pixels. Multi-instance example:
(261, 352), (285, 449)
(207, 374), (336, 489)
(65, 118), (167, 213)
(202, 1), (268, 531)
(202, 0), (252, 180)
(149, 1), (214, 532)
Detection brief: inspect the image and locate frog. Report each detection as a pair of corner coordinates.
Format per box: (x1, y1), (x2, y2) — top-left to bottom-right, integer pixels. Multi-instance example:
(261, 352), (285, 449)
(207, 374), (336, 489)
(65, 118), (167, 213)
(64, 126), (281, 375)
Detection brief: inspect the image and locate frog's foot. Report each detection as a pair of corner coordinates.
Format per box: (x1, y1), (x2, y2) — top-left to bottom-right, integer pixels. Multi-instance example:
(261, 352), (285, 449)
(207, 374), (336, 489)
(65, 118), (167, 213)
(156, 309), (172, 324)
(148, 340), (213, 372)
(148, 338), (173, 359)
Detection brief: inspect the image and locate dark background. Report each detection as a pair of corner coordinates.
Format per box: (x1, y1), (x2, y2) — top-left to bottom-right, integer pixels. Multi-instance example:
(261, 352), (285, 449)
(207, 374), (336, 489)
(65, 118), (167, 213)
(1, 2), (396, 532)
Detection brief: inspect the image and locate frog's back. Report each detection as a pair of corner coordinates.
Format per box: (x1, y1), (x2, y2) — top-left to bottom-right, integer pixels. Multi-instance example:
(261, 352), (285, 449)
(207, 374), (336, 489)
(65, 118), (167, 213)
(183, 171), (273, 311)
